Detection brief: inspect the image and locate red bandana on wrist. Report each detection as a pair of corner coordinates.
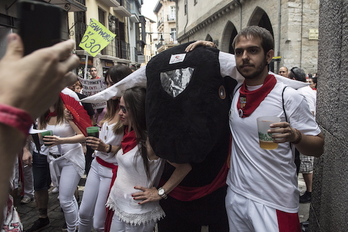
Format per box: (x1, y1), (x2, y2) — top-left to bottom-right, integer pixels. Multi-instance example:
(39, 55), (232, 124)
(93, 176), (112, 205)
(121, 127), (137, 153)
(237, 74), (277, 118)
(45, 111), (57, 121)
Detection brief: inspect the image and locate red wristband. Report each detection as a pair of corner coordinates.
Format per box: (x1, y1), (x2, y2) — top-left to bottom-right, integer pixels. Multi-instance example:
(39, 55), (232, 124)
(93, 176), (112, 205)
(0, 104), (33, 136)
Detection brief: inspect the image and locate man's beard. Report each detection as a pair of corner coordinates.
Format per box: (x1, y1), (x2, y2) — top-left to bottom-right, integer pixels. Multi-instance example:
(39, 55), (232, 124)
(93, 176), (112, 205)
(237, 58), (268, 80)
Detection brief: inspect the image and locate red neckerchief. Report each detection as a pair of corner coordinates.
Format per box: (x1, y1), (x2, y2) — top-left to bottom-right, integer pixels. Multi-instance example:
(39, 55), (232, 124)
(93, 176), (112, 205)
(121, 127), (137, 153)
(237, 74), (277, 118)
(45, 111), (57, 121)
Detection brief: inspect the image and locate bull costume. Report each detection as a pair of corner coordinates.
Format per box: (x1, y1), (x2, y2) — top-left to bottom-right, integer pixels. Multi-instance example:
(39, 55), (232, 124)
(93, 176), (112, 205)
(82, 42), (306, 232)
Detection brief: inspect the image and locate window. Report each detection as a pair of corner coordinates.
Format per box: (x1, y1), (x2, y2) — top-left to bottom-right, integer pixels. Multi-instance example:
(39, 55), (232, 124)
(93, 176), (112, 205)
(98, 8), (106, 26)
(171, 28), (177, 42)
(98, 8), (106, 55)
(169, 6), (176, 20)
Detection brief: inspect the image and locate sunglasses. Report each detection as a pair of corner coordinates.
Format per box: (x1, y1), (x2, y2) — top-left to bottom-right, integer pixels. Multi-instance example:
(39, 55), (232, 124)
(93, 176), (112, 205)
(119, 105), (127, 114)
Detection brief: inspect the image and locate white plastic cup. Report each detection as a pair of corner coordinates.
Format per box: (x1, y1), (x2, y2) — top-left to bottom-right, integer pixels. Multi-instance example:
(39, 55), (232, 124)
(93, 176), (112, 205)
(257, 116), (281, 150)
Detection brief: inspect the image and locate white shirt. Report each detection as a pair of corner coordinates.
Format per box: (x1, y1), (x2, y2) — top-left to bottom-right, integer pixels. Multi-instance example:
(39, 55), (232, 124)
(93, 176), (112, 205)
(94, 121), (122, 164)
(227, 80), (321, 213)
(106, 146), (165, 225)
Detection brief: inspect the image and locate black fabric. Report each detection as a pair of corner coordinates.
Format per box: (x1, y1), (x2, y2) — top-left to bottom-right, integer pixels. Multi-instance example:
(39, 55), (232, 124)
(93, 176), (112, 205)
(76, 92), (95, 117)
(158, 186), (229, 232)
(146, 42), (234, 164)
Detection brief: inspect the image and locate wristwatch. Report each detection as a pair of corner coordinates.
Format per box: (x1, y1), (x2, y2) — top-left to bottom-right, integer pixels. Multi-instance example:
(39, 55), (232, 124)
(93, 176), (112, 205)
(157, 187), (168, 199)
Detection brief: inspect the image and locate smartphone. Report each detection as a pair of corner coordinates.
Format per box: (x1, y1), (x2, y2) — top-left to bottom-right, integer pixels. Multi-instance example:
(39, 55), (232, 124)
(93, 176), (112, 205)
(18, 0), (67, 55)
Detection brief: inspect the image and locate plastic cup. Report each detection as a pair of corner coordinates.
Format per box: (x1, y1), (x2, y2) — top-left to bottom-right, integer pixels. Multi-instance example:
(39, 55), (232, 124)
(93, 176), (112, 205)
(86, 126), (99, 138)
(257, 116), (281, 150)
(41, 130), (53, 146)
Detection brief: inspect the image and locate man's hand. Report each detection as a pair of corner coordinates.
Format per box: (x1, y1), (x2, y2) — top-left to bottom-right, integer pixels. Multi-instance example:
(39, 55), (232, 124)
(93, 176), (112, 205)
(0, 33), (80, 120)
(185, 40), (217, 52)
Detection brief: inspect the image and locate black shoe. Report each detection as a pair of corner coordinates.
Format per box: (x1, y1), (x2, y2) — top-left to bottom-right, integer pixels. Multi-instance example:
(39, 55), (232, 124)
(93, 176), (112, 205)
(25, 217), (50, 232)
(300, 191), (312, 203)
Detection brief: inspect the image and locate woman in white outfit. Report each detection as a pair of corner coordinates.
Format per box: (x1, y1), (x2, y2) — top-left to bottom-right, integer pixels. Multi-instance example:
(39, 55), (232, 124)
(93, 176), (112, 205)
(78, 65), (133, 232)
(39, 97), (85, 232)
(106, 87), (192, 232)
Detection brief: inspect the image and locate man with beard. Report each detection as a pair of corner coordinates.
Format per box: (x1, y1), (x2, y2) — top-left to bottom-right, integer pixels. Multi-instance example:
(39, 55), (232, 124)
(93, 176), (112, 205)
(81, 26), (318, 232)
(225, 26), (324, 231)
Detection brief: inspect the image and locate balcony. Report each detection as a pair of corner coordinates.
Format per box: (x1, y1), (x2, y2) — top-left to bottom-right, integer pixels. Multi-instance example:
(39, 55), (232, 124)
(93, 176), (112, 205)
(98, 0), (120, 7)
(113, 0), (131, 17)
(167, 15), (176, 22)
(48, 0), (86, 12)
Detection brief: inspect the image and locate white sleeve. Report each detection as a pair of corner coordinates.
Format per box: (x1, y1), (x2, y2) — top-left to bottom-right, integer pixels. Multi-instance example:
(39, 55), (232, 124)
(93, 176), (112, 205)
(271, 72), (308, 89)
(219, 51), (244, 82)
(81, 66), (147, 103)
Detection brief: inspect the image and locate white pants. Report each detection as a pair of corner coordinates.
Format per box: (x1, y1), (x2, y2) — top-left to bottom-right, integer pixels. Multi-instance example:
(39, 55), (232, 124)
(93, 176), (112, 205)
(56, 158), (81, 232)
(110, 214), (156, 232)
(79, 159), (114, 232)
(225, 188), (300, 232)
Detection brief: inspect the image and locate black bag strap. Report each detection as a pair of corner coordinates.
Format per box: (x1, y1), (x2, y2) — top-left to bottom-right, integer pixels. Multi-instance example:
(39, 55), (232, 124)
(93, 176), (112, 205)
(31, 123), (41, 153)
(282, 86), (288, 122)
(282, 86), (300, 175)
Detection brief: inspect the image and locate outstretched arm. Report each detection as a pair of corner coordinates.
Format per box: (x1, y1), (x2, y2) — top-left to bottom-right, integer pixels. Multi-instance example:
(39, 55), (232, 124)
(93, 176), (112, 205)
(0, 33), (79, 223)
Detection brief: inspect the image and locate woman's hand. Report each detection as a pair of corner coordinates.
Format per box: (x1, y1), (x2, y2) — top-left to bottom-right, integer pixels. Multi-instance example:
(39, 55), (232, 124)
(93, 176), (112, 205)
(64, 109), (73, 121)
(86, 136), (108, 152)
(42, 135), (61, 146)
(132, 186), (161, 204)
(185, 40), (217, 52)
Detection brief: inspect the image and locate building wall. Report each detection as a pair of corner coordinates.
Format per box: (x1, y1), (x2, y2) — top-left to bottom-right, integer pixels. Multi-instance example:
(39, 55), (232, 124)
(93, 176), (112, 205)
(176, 0), (319, 74)
(310, 0), (348, 230)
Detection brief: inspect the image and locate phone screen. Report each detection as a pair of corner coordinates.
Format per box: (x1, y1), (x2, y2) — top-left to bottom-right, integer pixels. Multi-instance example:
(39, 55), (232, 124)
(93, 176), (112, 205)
(18, 0), (67, 55)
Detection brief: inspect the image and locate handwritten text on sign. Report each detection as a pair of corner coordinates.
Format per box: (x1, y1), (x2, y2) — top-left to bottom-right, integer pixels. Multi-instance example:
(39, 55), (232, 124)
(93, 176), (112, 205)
(79, 18), (116, 57)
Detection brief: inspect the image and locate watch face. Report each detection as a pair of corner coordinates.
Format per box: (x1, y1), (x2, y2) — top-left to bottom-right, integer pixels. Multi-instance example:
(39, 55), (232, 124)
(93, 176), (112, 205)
(158, 188), (165, 195)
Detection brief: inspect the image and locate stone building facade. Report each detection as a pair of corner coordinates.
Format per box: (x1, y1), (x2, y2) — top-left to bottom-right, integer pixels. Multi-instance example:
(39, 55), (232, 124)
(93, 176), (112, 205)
(175, 0), (319, 74)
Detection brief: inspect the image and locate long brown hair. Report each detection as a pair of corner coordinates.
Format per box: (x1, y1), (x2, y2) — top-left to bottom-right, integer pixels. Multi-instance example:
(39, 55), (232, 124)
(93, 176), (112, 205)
(102, 65), (133, 124)
(116, 87), (150, 178)
(38, 97), (65, 129)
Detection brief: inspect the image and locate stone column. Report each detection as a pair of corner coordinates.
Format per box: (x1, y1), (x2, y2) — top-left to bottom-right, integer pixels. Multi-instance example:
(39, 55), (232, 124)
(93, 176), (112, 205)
(310, 0), (348, 231)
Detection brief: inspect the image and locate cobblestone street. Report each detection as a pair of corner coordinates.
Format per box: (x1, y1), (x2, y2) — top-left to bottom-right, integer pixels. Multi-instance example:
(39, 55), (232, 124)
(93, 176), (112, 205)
(15, 175), (309, 231)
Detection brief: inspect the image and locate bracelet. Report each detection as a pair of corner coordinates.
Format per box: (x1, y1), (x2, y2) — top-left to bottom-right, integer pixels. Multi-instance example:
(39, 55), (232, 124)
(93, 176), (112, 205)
(291, 129), (302, 144)
(0, 104), (33, 136)
(106, 144), (112, 153)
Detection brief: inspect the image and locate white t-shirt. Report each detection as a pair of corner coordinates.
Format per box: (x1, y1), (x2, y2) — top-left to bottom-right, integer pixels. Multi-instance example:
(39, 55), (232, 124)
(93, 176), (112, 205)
(226, 80), (321, 213)
(94, 121), (122, 164)
(297, 85), (317, 115)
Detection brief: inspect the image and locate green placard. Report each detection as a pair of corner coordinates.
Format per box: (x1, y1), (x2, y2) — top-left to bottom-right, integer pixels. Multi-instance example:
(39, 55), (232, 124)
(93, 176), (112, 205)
(79, 18), (116, 57)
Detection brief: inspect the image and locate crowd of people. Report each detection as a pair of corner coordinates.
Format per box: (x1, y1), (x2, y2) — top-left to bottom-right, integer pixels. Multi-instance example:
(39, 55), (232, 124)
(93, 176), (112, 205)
(0, 25), (323, 232)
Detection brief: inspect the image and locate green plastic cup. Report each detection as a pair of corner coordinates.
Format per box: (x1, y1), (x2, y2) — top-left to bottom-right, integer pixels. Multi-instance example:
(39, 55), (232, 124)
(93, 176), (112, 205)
(86, 126), (99, 138)
(41, 130), (53, 146)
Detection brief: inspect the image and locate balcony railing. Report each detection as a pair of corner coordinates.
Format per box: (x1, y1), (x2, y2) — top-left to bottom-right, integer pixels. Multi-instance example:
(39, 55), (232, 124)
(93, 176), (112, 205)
(167, 15), (176, 21)
(116, 0), (130, 11)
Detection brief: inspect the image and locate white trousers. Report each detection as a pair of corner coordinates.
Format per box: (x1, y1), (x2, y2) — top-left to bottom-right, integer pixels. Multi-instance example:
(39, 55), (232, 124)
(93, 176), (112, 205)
(56, 158), (81, 232)
(225, 188), (300, 232)
(79, 159), (114, 232)
(110, 214), (156, 232)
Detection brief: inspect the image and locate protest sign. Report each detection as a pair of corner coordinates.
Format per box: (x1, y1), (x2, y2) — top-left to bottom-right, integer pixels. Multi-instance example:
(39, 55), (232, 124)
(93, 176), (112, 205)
(79, 77), (107, 109)
(79, 18), (116, 57)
